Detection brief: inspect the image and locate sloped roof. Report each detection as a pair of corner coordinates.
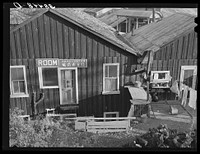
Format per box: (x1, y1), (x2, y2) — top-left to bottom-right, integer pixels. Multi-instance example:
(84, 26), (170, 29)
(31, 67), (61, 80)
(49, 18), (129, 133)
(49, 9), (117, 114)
(124, 13), (197, 54)
(10, 9), (31, 24)
(99, 11), (127, 27)
(10, 8), (141, 56)
(10, 8), (44, 25)
(115, 9), (153, 18)
(161, 8), (197, 18)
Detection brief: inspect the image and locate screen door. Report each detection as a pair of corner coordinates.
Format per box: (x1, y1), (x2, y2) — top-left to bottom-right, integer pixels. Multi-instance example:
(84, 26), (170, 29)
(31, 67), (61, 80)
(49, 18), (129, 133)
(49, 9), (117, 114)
(59, 69), (77, 104)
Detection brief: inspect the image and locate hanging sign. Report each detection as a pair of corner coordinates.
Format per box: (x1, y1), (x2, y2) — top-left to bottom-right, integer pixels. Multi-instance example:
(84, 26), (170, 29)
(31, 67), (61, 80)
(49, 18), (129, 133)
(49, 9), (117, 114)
(36, 59), (87, 68)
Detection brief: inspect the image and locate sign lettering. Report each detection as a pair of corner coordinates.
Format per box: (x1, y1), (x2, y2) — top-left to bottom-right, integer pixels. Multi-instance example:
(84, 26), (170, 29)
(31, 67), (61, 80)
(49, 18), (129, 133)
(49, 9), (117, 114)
(59, 59), (87, 68)
(36, 59), (58, 67)
(36, 59), (87, 68)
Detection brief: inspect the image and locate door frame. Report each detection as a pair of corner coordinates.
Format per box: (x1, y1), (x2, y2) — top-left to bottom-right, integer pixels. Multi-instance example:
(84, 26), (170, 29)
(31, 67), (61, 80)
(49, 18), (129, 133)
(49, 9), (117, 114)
(58, 67), (79, 105)
(180, 65), (197, 90)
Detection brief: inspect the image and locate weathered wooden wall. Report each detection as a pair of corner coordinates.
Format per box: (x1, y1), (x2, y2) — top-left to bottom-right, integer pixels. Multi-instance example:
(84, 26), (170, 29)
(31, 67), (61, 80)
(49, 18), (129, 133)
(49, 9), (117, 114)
(10, 12), (138, 117)
(152, 30), (197, 100)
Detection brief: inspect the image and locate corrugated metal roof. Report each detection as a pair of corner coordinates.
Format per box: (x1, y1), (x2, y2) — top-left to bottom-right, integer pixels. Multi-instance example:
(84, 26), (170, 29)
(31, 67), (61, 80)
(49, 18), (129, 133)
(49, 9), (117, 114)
(124, 13), (197, 54)
(115, 9), (152, 18)
(10, 8), (141, 56)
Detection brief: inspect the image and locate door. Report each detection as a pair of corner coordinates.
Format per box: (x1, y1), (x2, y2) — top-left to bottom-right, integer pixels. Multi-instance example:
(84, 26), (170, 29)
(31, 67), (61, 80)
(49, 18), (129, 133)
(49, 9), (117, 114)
(180, 65), (197, 90)
(58, 68), (78, 105)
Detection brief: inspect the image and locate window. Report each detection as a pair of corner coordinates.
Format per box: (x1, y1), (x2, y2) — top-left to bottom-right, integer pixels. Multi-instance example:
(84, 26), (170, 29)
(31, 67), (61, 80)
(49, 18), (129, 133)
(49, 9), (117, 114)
(10, 66), (29, 98)
(38, 67), (58, 89)
(103, 63), (120, 94)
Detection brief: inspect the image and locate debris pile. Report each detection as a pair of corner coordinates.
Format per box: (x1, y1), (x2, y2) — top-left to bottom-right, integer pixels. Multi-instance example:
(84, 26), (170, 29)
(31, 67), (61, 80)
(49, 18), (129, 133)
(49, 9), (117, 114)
(123, 124), (196, 148)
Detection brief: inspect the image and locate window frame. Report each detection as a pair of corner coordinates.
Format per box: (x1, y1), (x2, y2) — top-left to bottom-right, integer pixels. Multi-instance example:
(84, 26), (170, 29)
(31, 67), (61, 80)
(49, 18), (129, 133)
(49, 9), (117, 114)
(38, 66), (59, 89)
(10, 65), (29, 98)
(180, 65), (197, 90)
(102, 63), (120, 95)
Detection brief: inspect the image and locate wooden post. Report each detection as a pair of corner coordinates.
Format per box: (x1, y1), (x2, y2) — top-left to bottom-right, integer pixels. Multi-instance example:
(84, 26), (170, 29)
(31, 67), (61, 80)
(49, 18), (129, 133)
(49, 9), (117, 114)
(126, 18), (128, 33)
(147, 18), (150, 24)
(117, 16), (119, 31)
(136, 18), (138, 29)
(146, 51), (152, 117)
(152, 8), (155, 22)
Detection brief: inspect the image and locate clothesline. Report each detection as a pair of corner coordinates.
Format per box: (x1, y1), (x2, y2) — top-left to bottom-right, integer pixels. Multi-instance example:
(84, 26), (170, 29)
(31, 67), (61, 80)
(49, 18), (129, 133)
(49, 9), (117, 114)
(170, 80), (196, 110)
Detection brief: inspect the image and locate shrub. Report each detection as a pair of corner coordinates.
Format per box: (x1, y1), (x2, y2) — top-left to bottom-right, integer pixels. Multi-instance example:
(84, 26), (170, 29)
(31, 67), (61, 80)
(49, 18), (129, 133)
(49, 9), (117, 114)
(9, 108), (60, 147)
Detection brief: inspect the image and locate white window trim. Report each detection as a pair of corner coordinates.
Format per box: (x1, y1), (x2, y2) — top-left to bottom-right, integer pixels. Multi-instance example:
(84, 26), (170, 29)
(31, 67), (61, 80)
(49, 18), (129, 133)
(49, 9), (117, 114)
(102, 63), (120, 95)
(38, 67), (59, 89)
(10, 65), (29, 98)
(58, 67), (79, 104)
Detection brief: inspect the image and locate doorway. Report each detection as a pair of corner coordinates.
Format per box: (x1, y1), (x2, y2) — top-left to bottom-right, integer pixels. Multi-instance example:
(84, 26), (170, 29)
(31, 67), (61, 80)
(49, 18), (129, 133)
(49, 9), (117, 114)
(58, 68), (78, 105)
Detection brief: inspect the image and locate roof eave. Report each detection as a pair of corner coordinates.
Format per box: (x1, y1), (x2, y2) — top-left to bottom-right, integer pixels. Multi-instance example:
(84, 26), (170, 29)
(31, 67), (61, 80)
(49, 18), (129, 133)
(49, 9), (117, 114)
(49, 9), (140, 56)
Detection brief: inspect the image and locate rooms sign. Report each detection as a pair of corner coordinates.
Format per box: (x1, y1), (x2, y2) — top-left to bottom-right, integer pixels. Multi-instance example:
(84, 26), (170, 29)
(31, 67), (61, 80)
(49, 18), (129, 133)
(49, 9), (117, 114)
(36, 59), (87, 68)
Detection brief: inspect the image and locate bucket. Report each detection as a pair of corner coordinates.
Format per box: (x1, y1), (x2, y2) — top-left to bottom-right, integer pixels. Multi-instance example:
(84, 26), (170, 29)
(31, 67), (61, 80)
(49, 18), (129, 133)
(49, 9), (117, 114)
(169, 105), (178, 115)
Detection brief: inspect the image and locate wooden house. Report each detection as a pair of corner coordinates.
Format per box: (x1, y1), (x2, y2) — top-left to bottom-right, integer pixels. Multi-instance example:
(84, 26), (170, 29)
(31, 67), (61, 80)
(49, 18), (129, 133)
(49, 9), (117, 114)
(10, 8), (143, 117)
(124, 13), (197, 100)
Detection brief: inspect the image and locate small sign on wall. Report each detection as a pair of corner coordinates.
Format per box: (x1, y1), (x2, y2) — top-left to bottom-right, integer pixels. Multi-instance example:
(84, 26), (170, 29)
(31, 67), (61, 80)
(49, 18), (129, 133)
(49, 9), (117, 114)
(36, 58), (59, 67)
(36, 59), (87, 68)
(59, 59), (87, 68)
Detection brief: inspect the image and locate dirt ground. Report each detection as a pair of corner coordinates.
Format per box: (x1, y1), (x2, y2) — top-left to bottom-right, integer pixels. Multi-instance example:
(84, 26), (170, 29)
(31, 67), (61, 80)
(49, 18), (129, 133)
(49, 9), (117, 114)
(131, 100), (197, 133)
(131, 117), (193, 133)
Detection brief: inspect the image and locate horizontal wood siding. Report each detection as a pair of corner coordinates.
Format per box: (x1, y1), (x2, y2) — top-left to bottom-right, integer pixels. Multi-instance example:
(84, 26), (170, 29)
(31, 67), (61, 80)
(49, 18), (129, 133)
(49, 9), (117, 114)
(10, 12), (136, 117)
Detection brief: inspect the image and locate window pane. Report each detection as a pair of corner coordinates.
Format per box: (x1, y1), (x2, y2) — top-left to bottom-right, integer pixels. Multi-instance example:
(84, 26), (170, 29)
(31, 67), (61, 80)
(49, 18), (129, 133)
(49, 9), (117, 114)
(105, 78), (117, 91)
(19, 81), (25, 93)
(11, 67), (24, 80)
(105, 65), (109, 77)
(13, 81), (20, 93)
(109, 65), (117, 77)
(42, 68), (58, 86)
(110, 78), (117, 91)
(183, 70), (194, 87)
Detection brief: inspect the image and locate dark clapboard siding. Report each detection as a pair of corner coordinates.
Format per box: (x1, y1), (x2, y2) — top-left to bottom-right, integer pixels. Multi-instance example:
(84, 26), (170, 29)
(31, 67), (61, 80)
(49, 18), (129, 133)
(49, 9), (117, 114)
(10, 12), (137, 117)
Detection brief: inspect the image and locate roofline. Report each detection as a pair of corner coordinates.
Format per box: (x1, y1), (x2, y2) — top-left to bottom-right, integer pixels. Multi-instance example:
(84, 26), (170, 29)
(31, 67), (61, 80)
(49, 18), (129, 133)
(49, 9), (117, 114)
(10, 9), (49, 33)
(10, 8), (140, 56)
(150, 28), (196, 52)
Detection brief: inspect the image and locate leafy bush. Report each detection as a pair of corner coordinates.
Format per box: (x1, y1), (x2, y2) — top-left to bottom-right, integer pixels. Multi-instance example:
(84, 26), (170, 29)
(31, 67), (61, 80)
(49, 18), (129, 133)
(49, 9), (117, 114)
(9, 108), (60, 147)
